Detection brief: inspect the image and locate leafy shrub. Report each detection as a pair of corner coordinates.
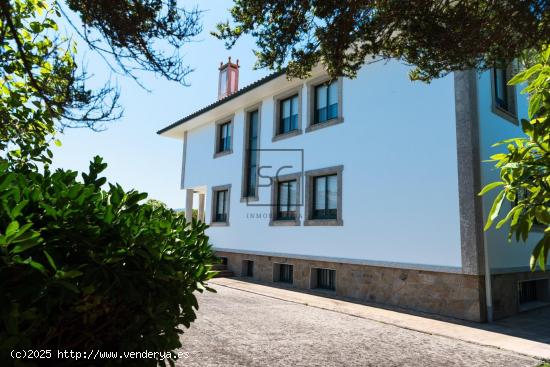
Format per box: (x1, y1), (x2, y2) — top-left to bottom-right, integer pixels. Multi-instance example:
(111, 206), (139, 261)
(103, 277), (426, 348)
(0, 157), (216, 366)
(481, 46), (550, 270)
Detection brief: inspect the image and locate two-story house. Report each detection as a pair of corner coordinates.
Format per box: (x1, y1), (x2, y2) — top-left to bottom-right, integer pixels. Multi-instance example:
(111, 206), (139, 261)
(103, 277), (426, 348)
(158, 57), (549, 322)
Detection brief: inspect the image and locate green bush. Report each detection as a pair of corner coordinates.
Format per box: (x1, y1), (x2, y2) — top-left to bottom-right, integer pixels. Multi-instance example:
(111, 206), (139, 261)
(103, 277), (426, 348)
(0, 157), (216, 366)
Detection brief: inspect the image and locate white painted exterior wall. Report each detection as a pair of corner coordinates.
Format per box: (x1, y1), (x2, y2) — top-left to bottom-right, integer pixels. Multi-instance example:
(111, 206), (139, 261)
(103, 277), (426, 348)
(180, 60), (463, 269)
(476, 70), (543, 271)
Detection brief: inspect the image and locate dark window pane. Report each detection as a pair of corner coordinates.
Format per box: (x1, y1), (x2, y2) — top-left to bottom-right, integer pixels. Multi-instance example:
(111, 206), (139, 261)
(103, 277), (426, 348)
(280, 95), (299, 134)
(277, 180), (297, 220)
(278, 264), (293, 283)
(245, 110), (260, 197)
(291, 95), (299, 115)
(327, 103), (338, 120)
(314, 81), (338, 124)
(215, 190), (228, 222)
(494, 66), (512, 113)
(328, 81), (338, 108)
(290, 115), (298, 131)
(314, 176), (326, 211)
(282, 117), (290, 133)
(312, 174), (337, 219)
(218, 122), (231, 152)
(316, 85), (327, 108)
(315, 107), (327, 124)
(249, 150), (257, 166)
(247, 166), (257, 197)
(316, 268), (335, 290)
(282, 99), (291, 119)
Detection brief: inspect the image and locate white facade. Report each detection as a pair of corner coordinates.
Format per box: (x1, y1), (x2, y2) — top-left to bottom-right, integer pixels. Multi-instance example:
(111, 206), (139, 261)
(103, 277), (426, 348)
(163, 60), (468, 269)
(160, 60), (539, 274)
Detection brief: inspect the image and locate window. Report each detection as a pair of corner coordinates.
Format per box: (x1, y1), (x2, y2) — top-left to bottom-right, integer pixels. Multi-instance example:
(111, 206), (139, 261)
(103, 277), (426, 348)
(270, 172), (301, 226)
(275, 263), (293, 284)
(492, 64), (516, 118)
(243, 109), (260, 199)
(313, 174), (337, 219)
(313, 268), (336, 291)
(518, 279), (549, 307)
(218, 122), (231, 153)
(214, 118), (233, 158)
(280, 95), (299, 134)
(214, 190), (228, 222)
(242, 260), (254, 277)
(305, 166), (343, 226)
(277, 180), (298, 220)
(273, 88), (302, 141)
(314, 80), (338, 124)
(211, 185), (231, 225)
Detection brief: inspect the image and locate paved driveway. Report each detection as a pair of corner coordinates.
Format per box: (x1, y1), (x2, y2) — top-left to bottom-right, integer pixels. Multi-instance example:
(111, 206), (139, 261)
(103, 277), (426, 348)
(177, 283), (541, 367)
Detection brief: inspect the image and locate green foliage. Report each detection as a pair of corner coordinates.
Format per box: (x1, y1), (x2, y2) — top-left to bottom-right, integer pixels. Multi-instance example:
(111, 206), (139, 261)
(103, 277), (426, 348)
(480, 46), (550, 271)
(64, 0), (202, 84)
(0, 2), (217, 365)
(214, 1), (550, 81)
(0, 157), (217, 366)
(0, 0), (74, 165)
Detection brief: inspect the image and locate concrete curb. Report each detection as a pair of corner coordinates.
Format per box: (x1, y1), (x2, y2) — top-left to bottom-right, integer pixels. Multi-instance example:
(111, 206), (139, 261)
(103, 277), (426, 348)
(210, 278), (550, 361)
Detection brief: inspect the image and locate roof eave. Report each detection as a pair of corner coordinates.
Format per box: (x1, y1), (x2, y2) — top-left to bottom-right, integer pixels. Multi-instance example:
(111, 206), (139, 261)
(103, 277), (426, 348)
(156, 70), (287, 136)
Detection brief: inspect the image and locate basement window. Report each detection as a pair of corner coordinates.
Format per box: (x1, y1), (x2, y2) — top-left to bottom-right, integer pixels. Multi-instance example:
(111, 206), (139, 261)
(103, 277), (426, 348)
(312, 268), (336, 291)
(242, 260), (254, 277)
(518, 279), (549, 311)
(274, 263), (293, 284)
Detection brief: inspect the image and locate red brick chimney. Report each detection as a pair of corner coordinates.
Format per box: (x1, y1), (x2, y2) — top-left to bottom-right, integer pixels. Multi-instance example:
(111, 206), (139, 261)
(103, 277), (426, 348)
(218, 57), (239, 100)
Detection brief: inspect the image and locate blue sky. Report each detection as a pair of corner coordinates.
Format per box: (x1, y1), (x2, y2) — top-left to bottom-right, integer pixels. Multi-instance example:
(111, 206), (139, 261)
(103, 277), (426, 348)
(51, 1), (269, 208)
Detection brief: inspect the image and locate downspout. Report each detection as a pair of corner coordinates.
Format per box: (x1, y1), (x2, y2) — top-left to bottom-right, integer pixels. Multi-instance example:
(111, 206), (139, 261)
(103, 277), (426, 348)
(483, 231), (493, 322)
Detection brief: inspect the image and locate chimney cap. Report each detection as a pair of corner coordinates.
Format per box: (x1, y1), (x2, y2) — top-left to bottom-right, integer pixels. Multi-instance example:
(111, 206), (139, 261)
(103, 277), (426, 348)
(219, 56), (240, 70)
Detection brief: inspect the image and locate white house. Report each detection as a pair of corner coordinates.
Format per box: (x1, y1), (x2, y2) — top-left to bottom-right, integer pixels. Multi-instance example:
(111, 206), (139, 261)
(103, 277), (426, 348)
(158, 58), (549, 322)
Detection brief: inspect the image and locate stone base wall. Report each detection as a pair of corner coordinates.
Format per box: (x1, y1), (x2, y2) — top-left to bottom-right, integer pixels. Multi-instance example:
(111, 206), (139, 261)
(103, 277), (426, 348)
(492, 270), (550, 320)
(216, 250), (485, 322)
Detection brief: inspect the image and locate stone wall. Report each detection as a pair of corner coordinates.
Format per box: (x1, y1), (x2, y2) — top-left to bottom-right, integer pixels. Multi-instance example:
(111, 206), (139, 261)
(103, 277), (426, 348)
(216, 250), (486, 322)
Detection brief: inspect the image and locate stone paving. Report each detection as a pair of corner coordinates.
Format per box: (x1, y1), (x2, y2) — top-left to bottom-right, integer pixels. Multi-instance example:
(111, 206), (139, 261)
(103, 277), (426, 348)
(176, 282), (544, 367)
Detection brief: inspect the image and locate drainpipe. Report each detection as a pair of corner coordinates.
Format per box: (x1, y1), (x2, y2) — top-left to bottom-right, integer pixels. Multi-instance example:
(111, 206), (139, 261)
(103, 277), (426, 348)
(482, 229), (493, 322)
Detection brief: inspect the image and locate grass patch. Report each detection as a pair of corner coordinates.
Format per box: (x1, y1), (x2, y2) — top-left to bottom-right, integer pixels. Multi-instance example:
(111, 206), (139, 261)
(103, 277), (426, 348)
(538, 363), (550, 367)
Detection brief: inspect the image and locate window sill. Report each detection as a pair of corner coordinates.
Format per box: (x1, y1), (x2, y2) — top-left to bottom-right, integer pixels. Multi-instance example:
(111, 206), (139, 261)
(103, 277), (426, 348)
(210, 221), (229, 227)
(273, 280), (294, 287)
(213, 149), (233, 159)
(311, 287), (336, 295)
(240, 196), (259, 203)
(304, 218), (343, 226)
(305, 117), (344, 133)
(272, 129), (302, 142)
(269, 219), (300, 226)
(491, 105), (518, 125)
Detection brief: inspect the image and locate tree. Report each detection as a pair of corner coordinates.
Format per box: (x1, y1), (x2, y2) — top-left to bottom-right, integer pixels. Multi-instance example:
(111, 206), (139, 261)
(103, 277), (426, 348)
(214, 0), (550, 81)
(480, 46), (550, 271)
(0, 2), (217, 364)
(1, 0), (83, 166)
(0, 0), (202, 140)
(0, 156), (217, 366)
